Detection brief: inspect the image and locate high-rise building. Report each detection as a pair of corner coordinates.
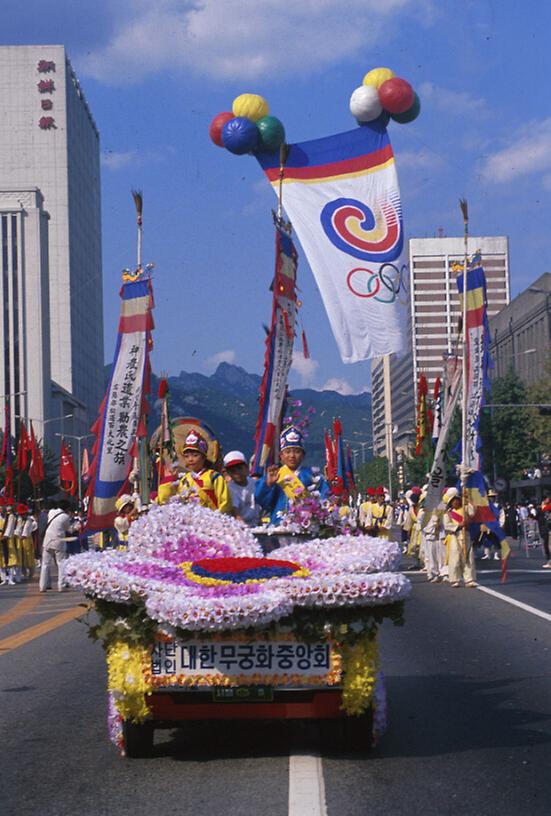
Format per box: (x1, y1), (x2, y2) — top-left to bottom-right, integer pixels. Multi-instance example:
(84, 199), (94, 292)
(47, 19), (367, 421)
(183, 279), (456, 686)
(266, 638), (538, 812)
(372, 236), (510, 463)
(0, 45), (103, 441)
(489, 272), (551, 385)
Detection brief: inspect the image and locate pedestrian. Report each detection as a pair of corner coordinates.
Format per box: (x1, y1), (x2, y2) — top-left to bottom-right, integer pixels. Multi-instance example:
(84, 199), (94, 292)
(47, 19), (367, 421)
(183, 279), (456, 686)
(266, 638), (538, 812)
(443, 488), (477, 588)
(39, 500), (79, 592)
(223, 450), (262, 527)
(538, 496), (551, 569)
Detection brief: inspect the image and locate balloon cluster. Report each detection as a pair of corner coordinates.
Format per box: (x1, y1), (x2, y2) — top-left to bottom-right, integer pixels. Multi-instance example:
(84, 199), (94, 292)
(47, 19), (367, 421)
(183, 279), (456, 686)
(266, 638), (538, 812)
(349, 67), (420, 126)
(209, 93), (286, 155)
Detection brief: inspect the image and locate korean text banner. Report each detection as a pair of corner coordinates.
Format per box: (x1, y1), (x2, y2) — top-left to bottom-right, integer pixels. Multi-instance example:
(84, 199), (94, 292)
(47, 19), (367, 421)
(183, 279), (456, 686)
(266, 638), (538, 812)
(257, 122), (408, 363)
(87, 279), (153, 530)
(253, 227), (297, 472)
(456, 264), (490, 471)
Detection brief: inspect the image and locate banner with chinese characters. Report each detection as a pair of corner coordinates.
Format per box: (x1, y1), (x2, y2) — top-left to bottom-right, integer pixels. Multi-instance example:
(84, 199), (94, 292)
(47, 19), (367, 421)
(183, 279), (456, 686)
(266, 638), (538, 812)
(149, 637), (341, 688)
(256, 122), (408, 362)
(86, 279), (153, 530)
(456, 261), (490, 471)
(252, 226), (297, 473)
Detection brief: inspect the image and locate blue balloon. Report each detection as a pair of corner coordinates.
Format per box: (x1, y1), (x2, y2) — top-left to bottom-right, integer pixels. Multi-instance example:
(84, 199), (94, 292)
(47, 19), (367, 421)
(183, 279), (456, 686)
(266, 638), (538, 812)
(222, 116), (259, 155)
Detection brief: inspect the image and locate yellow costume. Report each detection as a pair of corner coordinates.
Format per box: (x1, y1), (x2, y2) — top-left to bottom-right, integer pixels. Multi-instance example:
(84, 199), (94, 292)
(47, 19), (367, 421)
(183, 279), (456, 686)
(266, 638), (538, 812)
(368, 502), (393, 540)
(158, 469), (232, 514)
(443, 504), (477, 586)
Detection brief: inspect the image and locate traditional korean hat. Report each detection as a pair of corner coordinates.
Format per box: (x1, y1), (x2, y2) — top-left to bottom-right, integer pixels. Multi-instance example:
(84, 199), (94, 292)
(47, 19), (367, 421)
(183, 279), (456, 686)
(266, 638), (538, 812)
(115, 494), (134, 513)
(182, 429), (208, 455)
(367, 487), (376, 497)
(443, 487), (459, 506)
(375, 485), (385, 496)
(280, 425), (305, 451)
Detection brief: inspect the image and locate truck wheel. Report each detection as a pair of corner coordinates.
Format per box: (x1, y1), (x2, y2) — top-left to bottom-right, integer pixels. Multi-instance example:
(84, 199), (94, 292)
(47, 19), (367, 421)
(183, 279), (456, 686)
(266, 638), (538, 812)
(122, 720), (154, 758)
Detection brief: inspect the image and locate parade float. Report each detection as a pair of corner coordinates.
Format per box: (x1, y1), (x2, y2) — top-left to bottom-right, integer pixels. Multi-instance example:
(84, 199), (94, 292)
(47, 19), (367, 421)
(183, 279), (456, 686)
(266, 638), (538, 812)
(66, 500), (410, 757)
(74, 66), (419, 757)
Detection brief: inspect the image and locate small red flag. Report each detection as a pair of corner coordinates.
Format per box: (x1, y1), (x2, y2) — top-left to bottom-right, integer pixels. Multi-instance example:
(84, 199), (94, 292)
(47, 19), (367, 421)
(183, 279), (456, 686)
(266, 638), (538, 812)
(59, 439), (77, 495)
(29, 422), (45, 486)
(16, 422), (32, 472)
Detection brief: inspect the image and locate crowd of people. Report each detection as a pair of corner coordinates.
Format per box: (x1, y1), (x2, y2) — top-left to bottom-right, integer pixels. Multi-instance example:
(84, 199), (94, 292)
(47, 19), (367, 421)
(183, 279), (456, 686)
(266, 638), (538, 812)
(2, 422), (550, 592)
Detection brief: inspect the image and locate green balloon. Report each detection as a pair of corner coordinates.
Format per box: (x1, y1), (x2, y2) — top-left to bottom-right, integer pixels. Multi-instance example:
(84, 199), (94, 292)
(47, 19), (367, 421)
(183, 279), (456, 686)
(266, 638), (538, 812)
(256, 115), (285, 152)
(391, 93), (421, 124)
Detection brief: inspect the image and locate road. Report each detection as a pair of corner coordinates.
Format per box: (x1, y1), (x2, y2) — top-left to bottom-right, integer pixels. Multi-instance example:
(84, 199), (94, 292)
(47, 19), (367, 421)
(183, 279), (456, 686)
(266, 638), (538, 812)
(1, 550), (550, 816)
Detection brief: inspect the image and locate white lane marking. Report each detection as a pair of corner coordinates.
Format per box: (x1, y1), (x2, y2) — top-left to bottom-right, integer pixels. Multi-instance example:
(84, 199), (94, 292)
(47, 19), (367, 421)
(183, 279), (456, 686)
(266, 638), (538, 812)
(289, 753), (327, 816)
(476, 585), (551, 623)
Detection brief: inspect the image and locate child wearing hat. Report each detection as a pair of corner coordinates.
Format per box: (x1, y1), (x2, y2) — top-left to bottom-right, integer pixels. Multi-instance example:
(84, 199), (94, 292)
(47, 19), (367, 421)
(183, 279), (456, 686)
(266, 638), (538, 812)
(255, 426), (329, 525)
(223, 450), (261, 526)
(114, 494), (138, 545)
(158, 430), (232, 514)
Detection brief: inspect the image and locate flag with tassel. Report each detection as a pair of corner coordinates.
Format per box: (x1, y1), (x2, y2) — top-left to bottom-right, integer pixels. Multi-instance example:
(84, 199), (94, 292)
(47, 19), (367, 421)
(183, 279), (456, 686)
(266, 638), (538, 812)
(415, 373), (429, 455)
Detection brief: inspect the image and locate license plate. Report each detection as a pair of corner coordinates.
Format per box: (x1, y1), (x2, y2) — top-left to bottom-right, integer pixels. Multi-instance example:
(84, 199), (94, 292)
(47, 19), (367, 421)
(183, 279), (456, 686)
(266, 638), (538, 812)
(212, 685), (274, 703)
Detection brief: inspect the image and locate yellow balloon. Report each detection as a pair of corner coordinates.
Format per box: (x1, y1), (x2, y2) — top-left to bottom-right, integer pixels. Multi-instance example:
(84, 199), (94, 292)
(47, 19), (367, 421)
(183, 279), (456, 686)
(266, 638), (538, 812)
(362, 67), (396, 90)
(232, 93), (269, 122)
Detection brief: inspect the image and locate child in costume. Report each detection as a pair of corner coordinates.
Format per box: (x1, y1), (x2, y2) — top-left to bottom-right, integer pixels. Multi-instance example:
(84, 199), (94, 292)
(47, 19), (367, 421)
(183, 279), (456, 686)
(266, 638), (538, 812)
(113, 494), (138, 545)
(255, 426), (330, 525)
(158, 429), (232, 514)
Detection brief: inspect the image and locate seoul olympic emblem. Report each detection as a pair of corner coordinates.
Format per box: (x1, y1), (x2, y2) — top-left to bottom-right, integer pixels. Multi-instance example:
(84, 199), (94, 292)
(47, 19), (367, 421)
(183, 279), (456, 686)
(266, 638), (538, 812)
(346, 263), (408, 303)
(320, 196), (403, 262)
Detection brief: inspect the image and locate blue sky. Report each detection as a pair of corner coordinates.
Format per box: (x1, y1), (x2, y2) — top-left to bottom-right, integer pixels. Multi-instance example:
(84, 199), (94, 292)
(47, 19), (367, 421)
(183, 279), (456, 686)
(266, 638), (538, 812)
(3, 1), (551, 395)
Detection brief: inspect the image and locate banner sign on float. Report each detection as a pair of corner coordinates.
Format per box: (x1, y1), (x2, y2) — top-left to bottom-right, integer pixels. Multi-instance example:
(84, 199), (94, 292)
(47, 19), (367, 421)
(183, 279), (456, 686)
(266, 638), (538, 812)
(424, 357), (462, 515)
(87, 278), (154, 530)
(456, 260), (490, 472)
(256, 123), (409, 363)
(253, 227), (298, 472)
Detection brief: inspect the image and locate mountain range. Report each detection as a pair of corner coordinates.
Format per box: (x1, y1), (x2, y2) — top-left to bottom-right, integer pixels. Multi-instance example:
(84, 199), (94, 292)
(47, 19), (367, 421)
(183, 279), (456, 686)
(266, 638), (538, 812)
(145, 363), (372, 467)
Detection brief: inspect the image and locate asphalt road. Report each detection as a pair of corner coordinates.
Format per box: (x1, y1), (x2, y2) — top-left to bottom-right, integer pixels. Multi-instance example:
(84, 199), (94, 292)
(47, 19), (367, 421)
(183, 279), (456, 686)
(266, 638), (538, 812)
(1, 551), (550, 816)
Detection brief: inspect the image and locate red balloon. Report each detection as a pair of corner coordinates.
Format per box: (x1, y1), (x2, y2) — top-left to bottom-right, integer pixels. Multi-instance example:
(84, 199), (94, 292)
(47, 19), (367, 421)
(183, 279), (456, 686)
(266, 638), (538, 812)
(378, 78), (414, 115)
(209, 111), (234, 147)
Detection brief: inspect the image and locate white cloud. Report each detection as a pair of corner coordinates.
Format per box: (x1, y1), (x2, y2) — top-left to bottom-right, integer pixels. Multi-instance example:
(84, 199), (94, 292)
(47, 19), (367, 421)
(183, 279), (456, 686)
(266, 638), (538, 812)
(480, 118), (551, 184)
(206, 349), (236, 368)
(291, 350), (319, 385)
(101, 149), (138, 170)
(419, 81), (487, 116)
(321, 378), (367, 395)
(80, 0), (420, 86)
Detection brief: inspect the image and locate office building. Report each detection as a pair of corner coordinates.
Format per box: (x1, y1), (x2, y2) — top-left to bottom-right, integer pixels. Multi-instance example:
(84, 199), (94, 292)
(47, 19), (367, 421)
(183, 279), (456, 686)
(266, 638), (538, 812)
(489, 272), (551, 385)
(372, 235), (510, 459)
(0, 45), (103, 441)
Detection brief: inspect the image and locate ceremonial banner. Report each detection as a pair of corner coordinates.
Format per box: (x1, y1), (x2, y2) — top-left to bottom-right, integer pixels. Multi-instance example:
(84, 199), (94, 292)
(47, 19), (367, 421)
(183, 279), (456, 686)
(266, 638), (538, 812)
(415, 373), (428, 455)
(257, 122), (408, 362)
(87, 279), (154, 530)
(456, 261), (490, 471)
(431, 377), (442, 444)
(424, 358), (462, 514)
(253, 227), (297, 473)
(59, 439), (77, 496)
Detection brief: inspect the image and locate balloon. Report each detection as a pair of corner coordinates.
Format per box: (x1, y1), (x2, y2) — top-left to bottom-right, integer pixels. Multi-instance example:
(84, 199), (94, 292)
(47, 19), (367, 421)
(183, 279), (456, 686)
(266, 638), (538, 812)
(209, 111), (234, 147)
(362, 67), (395, 89)
(378, 77), (414, 114)
(391, 92), (421, 124)
(222, 116), (260, 154)
(232, 93), (269, 122)
(349, 85), (382, 122)
(256, 115), (285, 152)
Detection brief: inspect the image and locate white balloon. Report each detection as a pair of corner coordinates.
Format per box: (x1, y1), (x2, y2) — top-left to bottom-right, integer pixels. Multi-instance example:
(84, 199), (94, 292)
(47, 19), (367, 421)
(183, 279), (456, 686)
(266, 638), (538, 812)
(349, 85), (383, 122)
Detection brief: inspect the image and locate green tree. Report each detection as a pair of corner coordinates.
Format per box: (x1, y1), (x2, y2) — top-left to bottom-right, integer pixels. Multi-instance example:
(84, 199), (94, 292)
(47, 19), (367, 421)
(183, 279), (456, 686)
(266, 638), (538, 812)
(484, 370), (537, 479)
(526, 361), (551, 461)
(356, 457), (397, 494)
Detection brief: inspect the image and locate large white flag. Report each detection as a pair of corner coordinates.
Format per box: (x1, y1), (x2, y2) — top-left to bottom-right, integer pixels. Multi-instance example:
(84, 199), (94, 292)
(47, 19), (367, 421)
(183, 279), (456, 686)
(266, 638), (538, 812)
(257, 123), (409, 363)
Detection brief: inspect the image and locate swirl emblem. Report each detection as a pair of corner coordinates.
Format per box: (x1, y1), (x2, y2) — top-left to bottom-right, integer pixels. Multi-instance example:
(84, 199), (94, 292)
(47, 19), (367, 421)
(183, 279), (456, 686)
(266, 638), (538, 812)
(321, 196), (403, 262)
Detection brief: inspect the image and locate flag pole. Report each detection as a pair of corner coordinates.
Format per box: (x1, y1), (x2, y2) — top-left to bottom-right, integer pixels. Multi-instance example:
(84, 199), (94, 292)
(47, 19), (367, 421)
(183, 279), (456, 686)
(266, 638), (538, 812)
(459, 198), (469, 543)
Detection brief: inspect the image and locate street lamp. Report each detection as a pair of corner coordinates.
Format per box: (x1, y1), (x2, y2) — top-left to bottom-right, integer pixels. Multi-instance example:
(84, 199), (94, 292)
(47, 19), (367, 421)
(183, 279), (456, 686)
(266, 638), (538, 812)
(55, 432), (94, 507)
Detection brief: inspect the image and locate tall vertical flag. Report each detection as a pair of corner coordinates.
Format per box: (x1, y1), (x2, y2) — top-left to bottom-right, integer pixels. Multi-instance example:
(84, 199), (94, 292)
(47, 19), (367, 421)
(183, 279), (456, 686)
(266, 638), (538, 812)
(16, 422), (32, 472)
(415, 373), (429, 455)
(87, 278), (154, 530)
(256, 122), (408, 362)
(431, 377), (442, 444)
(0, 399), (14, 497)
(29, 422), (45, 486)
(253, 226), (298, 473)
(424, 357), (462, 514)
(456, 258), (490, 471)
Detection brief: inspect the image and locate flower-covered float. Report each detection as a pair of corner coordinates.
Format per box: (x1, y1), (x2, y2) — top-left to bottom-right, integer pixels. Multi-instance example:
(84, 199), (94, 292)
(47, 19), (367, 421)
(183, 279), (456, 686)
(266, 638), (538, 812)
(66, 500), (411, 756)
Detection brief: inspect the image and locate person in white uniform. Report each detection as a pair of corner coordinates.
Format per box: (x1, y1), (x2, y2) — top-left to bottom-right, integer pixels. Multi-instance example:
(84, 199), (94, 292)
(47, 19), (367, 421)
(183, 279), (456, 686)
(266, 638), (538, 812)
(39, 500), (80, 592)
(223, 451), (262, 527)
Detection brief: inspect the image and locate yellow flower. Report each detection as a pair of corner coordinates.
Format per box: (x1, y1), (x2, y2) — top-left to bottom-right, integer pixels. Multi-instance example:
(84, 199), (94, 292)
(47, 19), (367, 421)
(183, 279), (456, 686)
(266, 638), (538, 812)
(106, 641), (152, 723)
(341, 635), (379, 717)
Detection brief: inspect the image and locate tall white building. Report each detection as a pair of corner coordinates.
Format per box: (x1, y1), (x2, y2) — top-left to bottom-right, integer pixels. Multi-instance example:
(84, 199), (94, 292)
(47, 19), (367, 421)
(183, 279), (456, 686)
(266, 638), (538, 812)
(372, 236), (510, 462)
(0, 45), (103, 442)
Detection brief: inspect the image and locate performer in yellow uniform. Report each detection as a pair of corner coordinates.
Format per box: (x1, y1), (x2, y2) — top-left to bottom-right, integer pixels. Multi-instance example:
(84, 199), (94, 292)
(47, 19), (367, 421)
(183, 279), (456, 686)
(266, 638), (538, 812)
(366, 486), (393, 539)
(359, 487), (376, 531)
(158, 430), (232, 513)
(404, 487), (423, 567)
(443, 487), (477, 588)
